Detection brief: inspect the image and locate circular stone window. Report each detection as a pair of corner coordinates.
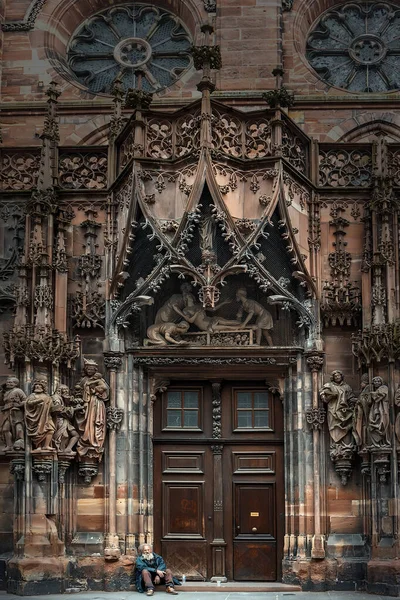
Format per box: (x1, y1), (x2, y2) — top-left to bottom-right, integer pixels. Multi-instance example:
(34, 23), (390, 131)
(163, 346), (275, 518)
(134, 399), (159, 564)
(67, 4), (192, 95)
(306, 2), (400, 92)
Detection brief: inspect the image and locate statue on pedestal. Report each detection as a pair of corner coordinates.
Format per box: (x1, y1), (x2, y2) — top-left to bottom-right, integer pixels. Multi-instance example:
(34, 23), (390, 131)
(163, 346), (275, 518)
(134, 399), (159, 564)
(368, 376), (390, 448)
(0, 377), (26, 451)
(75, 359), (109, 460)
(25, 379), (56, 452)
(320, 370), (355, 445)
(320, 370), (355, 484)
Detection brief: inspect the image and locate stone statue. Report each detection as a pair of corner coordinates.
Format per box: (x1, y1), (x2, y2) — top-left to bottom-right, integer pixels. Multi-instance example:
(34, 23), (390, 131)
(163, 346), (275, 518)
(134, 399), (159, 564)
(147, 321), (190, 345)
(368, 376), (390, 447)
(320, 370), (355, 445)
(236, 288), (273, 345)
(52, 384), (79, 454)
(200, 215), (215, 253)
(0, 377), (26, 451)
(173, 293), (240, 333)
(353, 373), (370, 449)
(154, 283), (193, 324)
(75, 359), (109, 460)
(395, 384), (400, 445)
(25, 379), (56, 452)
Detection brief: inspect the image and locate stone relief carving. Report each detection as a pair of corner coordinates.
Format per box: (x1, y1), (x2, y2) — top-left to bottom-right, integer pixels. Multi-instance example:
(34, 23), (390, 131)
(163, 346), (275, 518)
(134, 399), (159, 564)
(25, 379), (56, 453)
(146, 321), (190, 346)
(320, 370), (355, 484)
(172, 293), (240, 333)
(236, 288), (273, 346)
(146, 285), (277, 346)
(0, 377), (26, 451)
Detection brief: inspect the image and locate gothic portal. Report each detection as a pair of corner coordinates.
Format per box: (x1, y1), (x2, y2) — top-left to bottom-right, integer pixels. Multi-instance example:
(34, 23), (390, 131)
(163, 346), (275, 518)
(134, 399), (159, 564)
(1, 0), (400, 595)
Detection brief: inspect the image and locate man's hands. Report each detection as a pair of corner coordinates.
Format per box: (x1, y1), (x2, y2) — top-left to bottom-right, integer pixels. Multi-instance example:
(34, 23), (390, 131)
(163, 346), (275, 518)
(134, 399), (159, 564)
(156, 570), (165, 578)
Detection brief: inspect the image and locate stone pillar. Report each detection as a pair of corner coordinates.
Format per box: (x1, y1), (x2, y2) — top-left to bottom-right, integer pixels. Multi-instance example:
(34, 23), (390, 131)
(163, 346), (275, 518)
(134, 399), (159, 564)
(104, 352), (124, 562)
(306, 352), (325, 559)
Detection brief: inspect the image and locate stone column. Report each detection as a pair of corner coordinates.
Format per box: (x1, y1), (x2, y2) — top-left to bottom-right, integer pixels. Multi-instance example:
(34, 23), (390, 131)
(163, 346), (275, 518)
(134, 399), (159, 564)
(306, 352), (325, 559)
(104, 352), (124, 561)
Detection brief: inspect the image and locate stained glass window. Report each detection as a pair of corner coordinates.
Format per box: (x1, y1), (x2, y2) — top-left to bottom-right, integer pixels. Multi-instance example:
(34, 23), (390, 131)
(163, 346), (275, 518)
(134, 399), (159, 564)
(306, 2), (400, 93)
(67, 4), (192, 95)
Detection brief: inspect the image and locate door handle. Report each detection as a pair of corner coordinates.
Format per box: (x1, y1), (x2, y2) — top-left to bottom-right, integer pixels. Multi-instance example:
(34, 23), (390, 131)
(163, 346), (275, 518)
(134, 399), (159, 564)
(252, 527), (257, 533)
(236, 525), (240, 530)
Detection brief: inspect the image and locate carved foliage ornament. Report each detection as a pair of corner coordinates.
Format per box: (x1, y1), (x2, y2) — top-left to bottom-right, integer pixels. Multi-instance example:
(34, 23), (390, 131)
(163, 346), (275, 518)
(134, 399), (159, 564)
(67, 5), (192, 95)
(2, 0), (47, 31)
(306, 2), (400, 93)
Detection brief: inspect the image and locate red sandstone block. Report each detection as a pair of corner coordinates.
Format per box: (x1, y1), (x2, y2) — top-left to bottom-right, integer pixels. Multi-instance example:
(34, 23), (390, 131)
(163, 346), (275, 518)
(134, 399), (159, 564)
(221, 29), (240, 39)
(218, 7), (241, 15)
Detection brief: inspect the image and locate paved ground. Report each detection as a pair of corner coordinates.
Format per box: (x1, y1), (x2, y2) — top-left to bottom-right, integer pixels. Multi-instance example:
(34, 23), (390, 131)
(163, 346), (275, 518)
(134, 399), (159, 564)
(0, 592), (398, 600)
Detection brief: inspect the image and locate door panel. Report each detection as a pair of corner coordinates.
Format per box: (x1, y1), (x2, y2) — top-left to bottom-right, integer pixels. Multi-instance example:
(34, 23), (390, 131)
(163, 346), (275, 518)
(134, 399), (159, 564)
(233, 483), (277, 580)
(233, 543), (277, 580)
(163, 482), (204, 538)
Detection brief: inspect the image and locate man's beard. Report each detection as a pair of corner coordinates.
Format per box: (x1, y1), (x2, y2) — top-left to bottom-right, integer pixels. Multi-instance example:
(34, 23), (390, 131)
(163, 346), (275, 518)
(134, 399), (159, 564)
(143, 552), (154, 560)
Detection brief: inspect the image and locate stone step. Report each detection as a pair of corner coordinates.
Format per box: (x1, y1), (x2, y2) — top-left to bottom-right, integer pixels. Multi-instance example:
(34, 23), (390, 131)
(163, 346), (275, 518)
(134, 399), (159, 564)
(175, 582), (302, 592)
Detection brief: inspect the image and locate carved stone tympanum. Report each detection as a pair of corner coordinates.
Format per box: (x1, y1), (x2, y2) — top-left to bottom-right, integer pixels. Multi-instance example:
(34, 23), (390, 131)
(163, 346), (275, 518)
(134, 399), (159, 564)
(0, 377), (26, 451)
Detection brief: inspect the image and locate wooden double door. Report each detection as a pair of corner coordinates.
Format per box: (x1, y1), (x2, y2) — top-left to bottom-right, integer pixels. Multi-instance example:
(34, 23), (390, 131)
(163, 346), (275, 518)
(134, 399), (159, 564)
(153, 380), (284, 581)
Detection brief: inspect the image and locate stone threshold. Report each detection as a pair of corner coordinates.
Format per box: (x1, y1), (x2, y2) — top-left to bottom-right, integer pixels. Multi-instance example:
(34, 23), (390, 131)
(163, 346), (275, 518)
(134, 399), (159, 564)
(169, 582), (302, 592)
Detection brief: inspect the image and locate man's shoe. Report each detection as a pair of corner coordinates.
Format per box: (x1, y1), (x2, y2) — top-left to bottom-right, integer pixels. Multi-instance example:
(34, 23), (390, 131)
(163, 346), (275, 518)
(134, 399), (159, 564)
(146, 589), (154, 596)
(166, 587), (178, 595)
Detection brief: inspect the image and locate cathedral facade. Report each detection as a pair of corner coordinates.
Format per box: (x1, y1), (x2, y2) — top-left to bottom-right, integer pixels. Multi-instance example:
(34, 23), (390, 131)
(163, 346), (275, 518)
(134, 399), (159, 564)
(1, 0), (400, 595)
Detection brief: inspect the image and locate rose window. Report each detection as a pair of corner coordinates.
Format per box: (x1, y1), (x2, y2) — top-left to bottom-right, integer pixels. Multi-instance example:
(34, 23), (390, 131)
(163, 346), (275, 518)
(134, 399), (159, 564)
(306, 2), (400, 92)
(67, 4), (192, 95)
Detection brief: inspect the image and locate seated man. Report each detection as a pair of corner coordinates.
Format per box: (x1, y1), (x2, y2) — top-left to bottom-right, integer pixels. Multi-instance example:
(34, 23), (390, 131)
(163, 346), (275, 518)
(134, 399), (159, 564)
(135, 543), (180, 596)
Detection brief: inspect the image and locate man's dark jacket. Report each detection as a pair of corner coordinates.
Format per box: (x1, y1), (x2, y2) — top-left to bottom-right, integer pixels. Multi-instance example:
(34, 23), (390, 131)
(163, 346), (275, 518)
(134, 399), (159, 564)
(135, 552), (181, 592)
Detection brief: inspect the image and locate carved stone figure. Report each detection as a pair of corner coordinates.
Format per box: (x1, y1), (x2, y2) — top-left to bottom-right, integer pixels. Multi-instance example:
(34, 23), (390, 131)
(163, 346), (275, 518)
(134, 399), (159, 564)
(52, 384), (79, 454)
(173, 294), (240, 332)
(147, 321), (190, 345)
(353, 373), (370, 449)
(25, 379), (56, 452)
(368, 376), (390, 447)
(394, 385), (400, 445)
(200, 215), (215, 253)
(154, 283), (193, 324)
(236, 288), (273, 345)
(0, 377), (26, 451)
(75, 359), (109, 460)
(320, 370), (355, 445)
